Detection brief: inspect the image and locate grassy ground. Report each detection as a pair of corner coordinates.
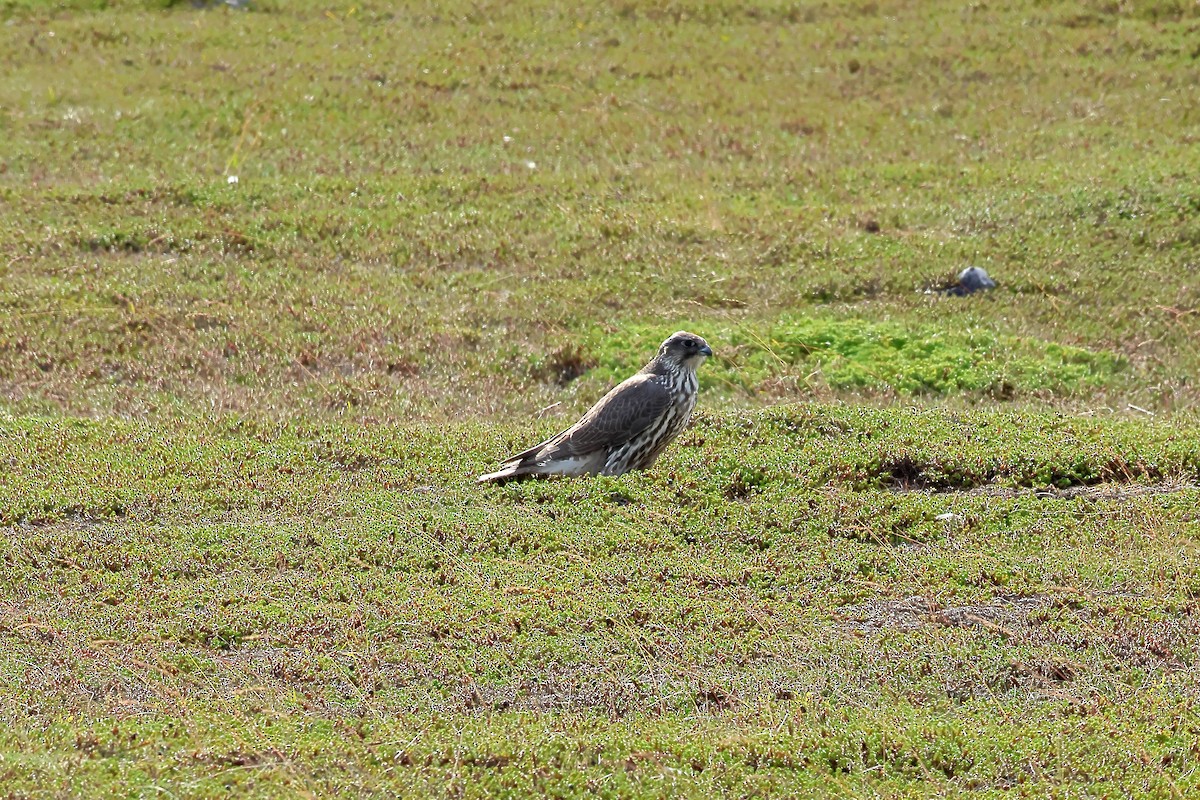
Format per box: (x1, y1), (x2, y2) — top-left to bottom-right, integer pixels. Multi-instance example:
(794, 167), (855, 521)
(2, 0), (1199, 796)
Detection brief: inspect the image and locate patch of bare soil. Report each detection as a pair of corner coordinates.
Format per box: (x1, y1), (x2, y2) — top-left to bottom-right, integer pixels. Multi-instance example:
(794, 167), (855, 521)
(839, 593), (1200, 705)
(839, 593), (1197, 672)
(892, 480), (1198, 500)
(1033, 480), (1198, 500)
(840, 594), (1052, 635)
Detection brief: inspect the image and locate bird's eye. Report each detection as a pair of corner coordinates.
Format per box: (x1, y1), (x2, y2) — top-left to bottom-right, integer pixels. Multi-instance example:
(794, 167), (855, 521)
(685, 340), (695, 348)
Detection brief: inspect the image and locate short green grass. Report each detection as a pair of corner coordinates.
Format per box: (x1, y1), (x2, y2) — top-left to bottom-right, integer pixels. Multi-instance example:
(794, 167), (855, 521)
(590, 318), (1127, 401)
(2, 0), (1200, 796)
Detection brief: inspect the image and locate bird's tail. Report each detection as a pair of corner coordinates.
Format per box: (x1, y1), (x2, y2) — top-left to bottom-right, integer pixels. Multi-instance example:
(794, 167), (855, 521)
(476, 462), (545, 484)
(478, 441), (598, 484)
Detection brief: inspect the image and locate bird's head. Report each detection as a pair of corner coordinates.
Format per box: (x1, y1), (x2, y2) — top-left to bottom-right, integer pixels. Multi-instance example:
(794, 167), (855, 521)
(657, 331), (713, 370)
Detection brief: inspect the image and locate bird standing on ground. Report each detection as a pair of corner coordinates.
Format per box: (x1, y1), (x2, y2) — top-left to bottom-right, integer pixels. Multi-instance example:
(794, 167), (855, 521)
(478, 331), (713, 483)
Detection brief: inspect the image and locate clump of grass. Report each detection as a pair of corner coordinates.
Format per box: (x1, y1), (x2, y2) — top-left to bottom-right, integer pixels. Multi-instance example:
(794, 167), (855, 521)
(685, 404), (1200, 493)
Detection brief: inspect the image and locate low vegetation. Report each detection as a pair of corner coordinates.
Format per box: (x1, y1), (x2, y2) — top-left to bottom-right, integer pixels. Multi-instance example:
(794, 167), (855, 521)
(2, 0), (1198, 796)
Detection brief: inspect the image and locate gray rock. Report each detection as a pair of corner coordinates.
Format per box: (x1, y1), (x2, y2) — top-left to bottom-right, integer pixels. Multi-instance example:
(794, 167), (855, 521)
(946, 266), (996, 296)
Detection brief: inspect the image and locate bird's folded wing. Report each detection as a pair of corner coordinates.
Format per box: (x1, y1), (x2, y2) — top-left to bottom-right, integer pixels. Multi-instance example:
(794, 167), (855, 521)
(547, 375), (673, 458)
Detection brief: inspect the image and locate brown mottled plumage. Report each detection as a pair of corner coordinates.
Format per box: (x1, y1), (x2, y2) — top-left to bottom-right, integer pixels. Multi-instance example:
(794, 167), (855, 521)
(478, 331), (713, 483)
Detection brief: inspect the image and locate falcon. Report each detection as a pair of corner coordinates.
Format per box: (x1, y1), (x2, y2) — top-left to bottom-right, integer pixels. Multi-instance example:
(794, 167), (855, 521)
(478, 331), (713, 483)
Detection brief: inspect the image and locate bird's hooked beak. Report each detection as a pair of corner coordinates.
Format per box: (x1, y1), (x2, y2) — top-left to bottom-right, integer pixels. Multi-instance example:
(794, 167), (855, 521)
(699, 344), (713, 357)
